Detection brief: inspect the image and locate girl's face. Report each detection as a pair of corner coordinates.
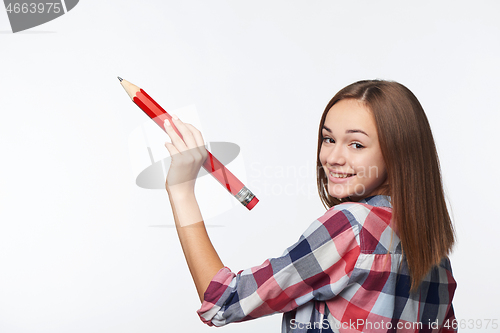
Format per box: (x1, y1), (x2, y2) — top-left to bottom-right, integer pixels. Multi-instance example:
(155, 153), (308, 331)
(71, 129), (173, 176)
(319, 99), (388, 201)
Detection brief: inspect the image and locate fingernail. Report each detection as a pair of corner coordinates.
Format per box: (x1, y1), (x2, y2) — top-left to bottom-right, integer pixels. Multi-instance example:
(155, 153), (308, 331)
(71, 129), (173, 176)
(165, 120), (171, 127)
(172, 114), (179, 120)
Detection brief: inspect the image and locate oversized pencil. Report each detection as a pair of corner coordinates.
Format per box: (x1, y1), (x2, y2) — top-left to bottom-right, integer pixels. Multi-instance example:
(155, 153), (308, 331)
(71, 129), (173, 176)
(118, 77), (259, 210)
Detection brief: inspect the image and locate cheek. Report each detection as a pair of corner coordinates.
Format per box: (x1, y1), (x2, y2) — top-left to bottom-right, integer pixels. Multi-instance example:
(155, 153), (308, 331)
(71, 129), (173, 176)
(350, 154), (383, 177)
(348, 156), (364, 171)
(372, 154), (387, 176)
(319, 148), (327, 165)
(366, 154), (386, 180)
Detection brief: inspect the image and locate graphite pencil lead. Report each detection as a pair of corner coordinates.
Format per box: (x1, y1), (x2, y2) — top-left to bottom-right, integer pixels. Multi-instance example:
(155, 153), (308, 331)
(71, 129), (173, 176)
(117, 76), (123, 82)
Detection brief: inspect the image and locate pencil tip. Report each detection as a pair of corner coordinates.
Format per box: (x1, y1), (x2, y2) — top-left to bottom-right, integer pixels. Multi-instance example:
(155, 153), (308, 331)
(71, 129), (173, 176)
(117, 76), (123, 82)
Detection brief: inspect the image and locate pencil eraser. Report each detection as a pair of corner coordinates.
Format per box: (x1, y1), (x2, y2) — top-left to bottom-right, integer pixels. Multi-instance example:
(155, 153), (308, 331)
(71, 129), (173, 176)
(246, 197), (259, 210)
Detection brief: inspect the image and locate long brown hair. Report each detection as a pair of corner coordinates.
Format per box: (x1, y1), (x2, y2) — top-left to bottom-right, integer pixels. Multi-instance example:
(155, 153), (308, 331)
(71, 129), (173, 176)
(316, 80), (455, 290)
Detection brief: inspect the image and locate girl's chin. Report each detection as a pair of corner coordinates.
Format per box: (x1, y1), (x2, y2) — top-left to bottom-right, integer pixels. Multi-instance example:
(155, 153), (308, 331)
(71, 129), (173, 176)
(328, 184), (370, 200)
(327, 189), (350, 199)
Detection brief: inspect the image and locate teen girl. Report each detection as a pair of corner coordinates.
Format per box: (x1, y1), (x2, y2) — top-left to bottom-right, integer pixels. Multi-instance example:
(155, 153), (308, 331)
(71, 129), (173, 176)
(162, 80), (457, 332)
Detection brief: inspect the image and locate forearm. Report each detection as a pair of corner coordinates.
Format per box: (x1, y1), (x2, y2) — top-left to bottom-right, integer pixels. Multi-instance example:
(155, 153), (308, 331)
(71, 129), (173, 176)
(168, 189), (224, 303)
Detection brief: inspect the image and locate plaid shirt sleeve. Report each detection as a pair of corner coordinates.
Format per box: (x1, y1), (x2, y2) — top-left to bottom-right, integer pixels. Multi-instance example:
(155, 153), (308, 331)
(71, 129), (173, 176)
(197, 195), (457, 332)
(197, 206), (359, 326)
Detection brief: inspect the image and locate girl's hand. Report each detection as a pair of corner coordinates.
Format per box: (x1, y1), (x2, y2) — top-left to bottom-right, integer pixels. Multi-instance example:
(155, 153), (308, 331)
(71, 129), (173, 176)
(164, 116), (208, 197)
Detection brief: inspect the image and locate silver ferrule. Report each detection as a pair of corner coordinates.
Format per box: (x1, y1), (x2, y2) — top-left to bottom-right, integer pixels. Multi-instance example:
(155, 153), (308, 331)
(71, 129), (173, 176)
(235, 186), (255, 206)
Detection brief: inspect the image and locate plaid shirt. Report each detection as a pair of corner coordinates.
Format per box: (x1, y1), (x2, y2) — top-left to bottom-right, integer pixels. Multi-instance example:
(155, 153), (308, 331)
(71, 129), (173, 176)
(197, 195), (457, 332)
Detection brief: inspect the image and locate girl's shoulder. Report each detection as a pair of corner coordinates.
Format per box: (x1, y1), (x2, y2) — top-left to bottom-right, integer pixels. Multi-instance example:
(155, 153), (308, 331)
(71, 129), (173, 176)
(317, 195), (396, 252)
(323, 195), (392, 225)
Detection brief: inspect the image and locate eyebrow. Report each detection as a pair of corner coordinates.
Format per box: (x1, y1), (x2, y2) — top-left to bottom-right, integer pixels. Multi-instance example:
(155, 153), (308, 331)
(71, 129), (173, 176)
(322, 126), (369, 137)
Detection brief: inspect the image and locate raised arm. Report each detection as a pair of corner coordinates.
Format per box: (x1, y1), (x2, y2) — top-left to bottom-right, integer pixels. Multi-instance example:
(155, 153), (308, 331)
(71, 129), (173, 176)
(163, 116), (224, 302)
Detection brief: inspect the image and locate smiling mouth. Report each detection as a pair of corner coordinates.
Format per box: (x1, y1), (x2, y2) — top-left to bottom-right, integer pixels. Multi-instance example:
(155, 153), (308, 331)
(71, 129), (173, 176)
(330, 172), (355, 178)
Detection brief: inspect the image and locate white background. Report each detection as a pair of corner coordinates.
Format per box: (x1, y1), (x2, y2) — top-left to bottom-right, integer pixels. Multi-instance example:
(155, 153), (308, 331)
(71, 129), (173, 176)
(1, 1), (499, 332)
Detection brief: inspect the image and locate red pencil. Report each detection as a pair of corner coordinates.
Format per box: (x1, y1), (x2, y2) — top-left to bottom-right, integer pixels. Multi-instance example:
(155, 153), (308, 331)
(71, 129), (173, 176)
(119, 77), (259, 210)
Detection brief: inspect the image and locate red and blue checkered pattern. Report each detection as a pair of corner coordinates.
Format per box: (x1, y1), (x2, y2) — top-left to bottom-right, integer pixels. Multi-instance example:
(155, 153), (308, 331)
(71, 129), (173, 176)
(197, 195), (457, 332)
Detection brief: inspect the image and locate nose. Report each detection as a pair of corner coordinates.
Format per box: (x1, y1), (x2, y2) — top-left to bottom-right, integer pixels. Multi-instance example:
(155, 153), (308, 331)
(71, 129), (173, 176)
(325, 144), (346, 166)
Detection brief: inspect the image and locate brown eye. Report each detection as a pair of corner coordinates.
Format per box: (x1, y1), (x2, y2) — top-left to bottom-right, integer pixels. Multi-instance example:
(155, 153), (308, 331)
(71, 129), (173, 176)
(322, 137), (334, 144)
(349, 142), (364, 149)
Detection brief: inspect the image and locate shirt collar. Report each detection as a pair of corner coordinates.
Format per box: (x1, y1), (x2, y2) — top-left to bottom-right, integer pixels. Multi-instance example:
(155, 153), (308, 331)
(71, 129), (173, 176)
(357, 195), (392, 208)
